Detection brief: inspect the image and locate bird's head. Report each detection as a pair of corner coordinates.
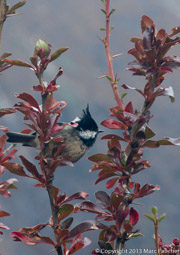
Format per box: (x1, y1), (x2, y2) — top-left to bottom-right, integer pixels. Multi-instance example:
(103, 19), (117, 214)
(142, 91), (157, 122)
(70, 105), (103, 147)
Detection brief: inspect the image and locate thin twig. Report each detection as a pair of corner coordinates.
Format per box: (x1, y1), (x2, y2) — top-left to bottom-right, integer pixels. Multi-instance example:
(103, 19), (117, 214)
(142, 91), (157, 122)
(0, 0), (6, 51)
(39, 72), (63, 254)
(103, 0), (123, 108)
(115, 237), (123, 255)
(154, 220), (160, 255)
(4, 143), (16, 155)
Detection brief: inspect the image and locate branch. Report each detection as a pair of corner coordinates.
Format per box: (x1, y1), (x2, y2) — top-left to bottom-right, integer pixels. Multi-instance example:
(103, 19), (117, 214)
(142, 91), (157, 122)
(39, 75), (63, 255)
(154, 220), (160, 255)
(115, 237), (124, 255)
(0, 0), (6, 51)
(45, 174), (63, 255)
(103, 0), (123, 108)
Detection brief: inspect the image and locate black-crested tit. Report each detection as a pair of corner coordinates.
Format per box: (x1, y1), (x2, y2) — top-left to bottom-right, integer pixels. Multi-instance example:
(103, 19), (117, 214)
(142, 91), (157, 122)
(6, 106), (102, 164)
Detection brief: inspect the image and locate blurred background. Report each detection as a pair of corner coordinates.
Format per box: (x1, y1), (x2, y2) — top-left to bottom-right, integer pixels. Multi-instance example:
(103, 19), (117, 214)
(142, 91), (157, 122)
(0, 0), (179, 254)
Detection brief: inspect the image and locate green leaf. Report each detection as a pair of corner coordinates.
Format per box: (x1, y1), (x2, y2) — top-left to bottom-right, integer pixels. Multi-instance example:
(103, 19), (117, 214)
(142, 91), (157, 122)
(88, 153), (112, 162)
(120, 93), (127, 99)
(143, 140), (160, 148)
(30, 56), (37, 67)
(49, 47), (69, 62)
(128, 233), (144, 239)
(145, 126), (156, 139)
(7, 0), (26, 15)
(100, 27), (106, 31)
(105, 75), (114, 83)
(130, 37), (142, 43)
(58, 204), (74, 221)
(110, 26), (115, 31)
(0, 52), (12, 59)
(144, 213), (155, 223)
(158, 213), (166, 223)
(101, 9), (106, 15)
(35, 39), (51, 58)
(152, 206), (158, 216)
(101, 0), (106, 3)
(121, 151), (127, 166)
(109, 9), (116, 16)
(4, 59), (33, 68)
(61, 217), (74, 229)
(159, 137), (180, 146)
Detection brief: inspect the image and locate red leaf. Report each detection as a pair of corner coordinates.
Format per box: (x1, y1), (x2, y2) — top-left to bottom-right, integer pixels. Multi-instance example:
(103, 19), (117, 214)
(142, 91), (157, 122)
(68, 234), (91, 255)
(116, 205), (130, 231)
(0, 222), (10, 231)
(0, 135), (6, 148)
(169, 26), (180, 37)
(4, 59), (33, 68)
(16, 92), (40, 110)
(95, 172), (118, 185)
(69, 222), (98, 238)
(65, 192), (89, 203)
(156, 29), (167, 41)
(110, 193), (124, 209)
(101, 134), (127, 142)
(95, 191), (111, 209)
(128, 48), (142, 62)
(76, 201), (106, 215)
(129, 207), (139, 226)
(101, 119), (128, 130)
(0, 210), (10, 217)
(104, 229), (116, 242)
(21, 129), (33, 134)
(0, 178), (18, 197)
(125, 101), (134, 114)
(33, 84), (44, 92)
(0, 108), (16, 117)
(3, 162), (29, 177)
(19, 156), (41, 180)
(141, 15), (155, 33)
(133, 183), (160, 199)
(140, 184), (160, 196)
(0, 125), (9, 132)
(10, 231), (54, 246)
(122, 84), (144, 97)
(106, 177), (118, 189)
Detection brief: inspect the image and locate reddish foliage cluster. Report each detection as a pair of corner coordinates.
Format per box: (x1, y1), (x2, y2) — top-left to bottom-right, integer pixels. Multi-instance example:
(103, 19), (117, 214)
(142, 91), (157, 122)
(10, 191), (98, 254)
(0, 39), (100, 254)
(0, 124), (18, 234)
(88, 13), (180, 253)
(158, 236), (180, 255)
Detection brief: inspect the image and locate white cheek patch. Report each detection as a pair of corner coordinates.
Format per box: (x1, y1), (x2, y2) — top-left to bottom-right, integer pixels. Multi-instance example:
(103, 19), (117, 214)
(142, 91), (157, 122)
(79, 130), (97, 140)
(71, 117), (81, 123)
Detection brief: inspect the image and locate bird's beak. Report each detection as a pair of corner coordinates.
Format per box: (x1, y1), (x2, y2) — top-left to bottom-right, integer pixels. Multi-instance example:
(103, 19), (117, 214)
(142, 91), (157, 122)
(98, 130), (104, 133)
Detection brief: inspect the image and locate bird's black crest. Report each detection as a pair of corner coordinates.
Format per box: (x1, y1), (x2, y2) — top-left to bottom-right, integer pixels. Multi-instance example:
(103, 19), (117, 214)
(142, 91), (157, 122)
(77, 105), (98, 132)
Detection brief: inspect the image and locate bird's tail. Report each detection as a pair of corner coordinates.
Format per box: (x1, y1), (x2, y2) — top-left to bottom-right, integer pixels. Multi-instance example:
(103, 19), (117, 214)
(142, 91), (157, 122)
(6, 132), (37, 147)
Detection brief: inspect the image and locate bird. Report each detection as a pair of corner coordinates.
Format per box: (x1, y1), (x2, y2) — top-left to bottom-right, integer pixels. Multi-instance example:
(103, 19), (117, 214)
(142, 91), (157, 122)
(6, 106), (102, 164)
